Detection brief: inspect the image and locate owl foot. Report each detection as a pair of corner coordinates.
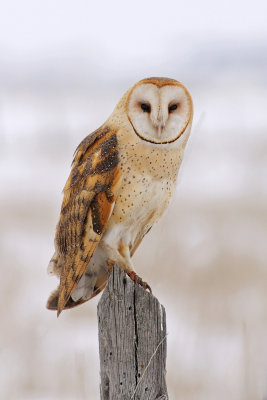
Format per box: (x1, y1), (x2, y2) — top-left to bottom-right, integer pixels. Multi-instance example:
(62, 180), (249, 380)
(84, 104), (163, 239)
(127, 271), (152, 293)
(106, 259), (152, 293)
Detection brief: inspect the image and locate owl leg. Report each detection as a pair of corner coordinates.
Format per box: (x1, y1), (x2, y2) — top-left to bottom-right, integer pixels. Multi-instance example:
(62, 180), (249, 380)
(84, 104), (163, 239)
(117, 241), (152, 292)
(101, 240), (134, 273)
(103, 240), (152, 293)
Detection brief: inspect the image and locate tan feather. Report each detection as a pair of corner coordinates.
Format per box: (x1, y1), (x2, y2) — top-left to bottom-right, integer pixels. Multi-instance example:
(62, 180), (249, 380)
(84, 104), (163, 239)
(47, 126), (121, 316)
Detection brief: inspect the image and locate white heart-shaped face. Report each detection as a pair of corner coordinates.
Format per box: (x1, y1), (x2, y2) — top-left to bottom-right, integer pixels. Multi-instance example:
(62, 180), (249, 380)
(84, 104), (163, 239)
(128, 83), (192, 144)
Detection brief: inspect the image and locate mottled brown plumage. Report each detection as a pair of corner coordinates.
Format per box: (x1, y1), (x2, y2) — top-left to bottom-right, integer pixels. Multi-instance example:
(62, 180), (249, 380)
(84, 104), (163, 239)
(47, 128), (121, 315)
(47, 77), (193, 316)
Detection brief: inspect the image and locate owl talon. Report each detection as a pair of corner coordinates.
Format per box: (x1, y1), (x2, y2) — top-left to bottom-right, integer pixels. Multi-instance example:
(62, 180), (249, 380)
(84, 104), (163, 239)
(143, 281), (152, 293)
(127, 271), (152, 293)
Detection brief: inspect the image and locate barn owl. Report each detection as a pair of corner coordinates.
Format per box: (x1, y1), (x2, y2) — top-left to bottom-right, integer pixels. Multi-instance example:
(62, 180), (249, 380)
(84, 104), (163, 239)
(47, 77), (193, 316)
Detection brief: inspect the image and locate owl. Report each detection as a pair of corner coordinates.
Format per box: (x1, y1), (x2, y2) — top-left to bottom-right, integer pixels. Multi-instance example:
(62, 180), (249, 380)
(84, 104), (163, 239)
(47, 77), (193, 316)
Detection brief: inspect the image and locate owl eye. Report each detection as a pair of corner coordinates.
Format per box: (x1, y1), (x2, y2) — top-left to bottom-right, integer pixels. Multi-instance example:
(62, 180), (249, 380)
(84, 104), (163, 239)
(168, 104), (178, 112)
(140, 103), (151, 113)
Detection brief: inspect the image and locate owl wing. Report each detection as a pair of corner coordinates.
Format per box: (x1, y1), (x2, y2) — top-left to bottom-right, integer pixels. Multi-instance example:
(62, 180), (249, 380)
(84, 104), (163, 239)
(54, 126), (121, 316)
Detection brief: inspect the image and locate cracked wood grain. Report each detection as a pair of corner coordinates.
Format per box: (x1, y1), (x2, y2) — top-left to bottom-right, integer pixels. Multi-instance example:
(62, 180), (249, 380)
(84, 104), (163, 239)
(97, 265), (168, 400)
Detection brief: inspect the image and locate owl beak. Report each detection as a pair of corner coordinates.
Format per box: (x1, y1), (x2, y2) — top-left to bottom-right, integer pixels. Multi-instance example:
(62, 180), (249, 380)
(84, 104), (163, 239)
(157, 124), (163, 138)
(151, 111), (166, 138)
(156, 109), (167, 138)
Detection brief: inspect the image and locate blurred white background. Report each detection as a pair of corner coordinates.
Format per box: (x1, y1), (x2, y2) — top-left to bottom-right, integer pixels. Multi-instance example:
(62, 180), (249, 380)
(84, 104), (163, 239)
(0, 0), (267, 399)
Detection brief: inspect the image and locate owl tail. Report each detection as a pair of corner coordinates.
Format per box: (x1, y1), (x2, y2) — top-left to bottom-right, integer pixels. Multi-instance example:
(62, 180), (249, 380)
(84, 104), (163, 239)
(46, 250), (109, 314)
(46, 275), (108, 313)
(46, 286), (89, 311)
(46, 252), (89, 311)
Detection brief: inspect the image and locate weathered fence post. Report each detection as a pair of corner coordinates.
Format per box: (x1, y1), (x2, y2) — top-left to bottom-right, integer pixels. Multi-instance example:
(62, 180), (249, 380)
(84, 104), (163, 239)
(97, 265), (168, 400)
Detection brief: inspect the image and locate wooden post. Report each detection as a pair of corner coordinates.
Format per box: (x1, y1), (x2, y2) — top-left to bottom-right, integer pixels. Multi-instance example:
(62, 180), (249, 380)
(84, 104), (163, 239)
(97, 265), (168, 400)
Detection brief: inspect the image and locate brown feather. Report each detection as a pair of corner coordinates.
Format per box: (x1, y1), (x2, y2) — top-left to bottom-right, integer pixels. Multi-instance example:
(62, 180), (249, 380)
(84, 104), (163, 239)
(50, 126), (121, 316)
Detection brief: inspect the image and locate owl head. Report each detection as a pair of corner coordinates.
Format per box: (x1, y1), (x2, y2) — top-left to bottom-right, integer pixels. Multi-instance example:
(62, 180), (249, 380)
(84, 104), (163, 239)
(125, 77), (193, 145)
